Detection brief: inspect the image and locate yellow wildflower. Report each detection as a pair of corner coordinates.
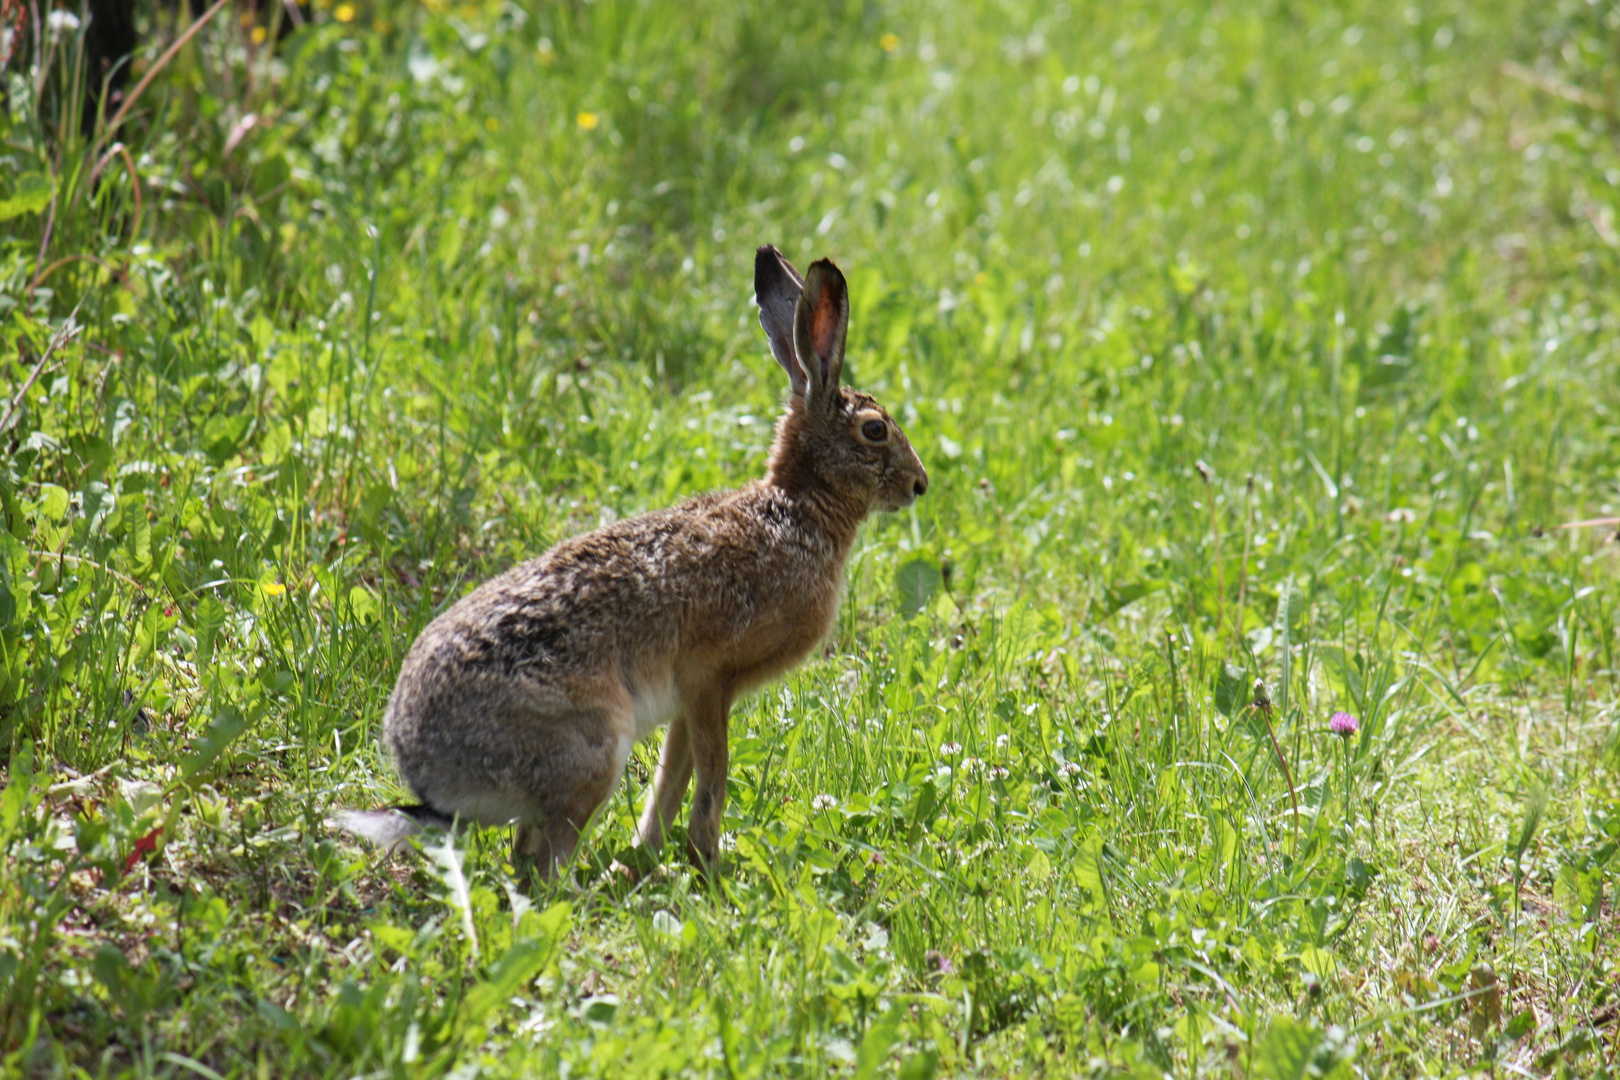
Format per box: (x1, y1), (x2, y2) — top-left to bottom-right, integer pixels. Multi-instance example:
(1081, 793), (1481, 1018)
(577, 111), (599, 130)
(880, 33), (899, 52)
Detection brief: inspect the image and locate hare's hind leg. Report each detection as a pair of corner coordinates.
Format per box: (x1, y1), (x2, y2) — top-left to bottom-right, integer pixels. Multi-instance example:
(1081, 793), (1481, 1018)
(511, 708), (635, 882)
(512, 819), (583, 881)
(635, 715), (694, 855)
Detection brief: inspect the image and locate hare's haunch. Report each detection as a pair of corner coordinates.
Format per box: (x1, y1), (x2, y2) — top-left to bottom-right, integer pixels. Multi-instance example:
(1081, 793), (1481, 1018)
(333, 247), (928, 878)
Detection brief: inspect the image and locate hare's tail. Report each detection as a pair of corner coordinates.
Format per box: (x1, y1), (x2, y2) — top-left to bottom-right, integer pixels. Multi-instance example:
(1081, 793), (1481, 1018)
(330, 804), (457, 849)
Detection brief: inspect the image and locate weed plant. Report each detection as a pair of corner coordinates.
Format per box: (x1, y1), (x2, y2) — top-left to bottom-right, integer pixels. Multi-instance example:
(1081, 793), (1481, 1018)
(2, 0), (1619, 1076)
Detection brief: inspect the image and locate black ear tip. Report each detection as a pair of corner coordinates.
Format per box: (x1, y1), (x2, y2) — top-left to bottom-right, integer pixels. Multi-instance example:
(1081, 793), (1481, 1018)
(756, 245), (790, 275)
(806, 257), (846, 290)
(755, 245), (788, 291)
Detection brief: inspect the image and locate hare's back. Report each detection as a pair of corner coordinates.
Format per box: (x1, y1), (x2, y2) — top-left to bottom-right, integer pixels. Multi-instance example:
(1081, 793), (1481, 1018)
(394, 486), (810, 702)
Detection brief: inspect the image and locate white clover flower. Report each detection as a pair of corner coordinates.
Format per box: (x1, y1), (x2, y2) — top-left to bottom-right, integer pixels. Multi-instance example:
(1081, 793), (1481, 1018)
(47, 10), (81, 34)
(1060, 760), (1084, 777)
(961, 756), (984, 774)
(811, 793), (838, 811)
(935, 764), (953, 781)
(995, 733), (1010, 752)
(940, 742), (962, 757)
(989, 766), (1011, 780)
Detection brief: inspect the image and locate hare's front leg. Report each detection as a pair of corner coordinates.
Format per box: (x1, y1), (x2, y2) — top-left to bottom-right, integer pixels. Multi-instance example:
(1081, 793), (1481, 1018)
(685, 690), (732, 874)
(635, 715), (694, 854)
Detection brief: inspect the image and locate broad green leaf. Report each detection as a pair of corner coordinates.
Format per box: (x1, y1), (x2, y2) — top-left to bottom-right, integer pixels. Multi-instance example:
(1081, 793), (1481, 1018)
(0, 173), (54, 220)
(581, 995), (619, 1024)
(179, 707), (249, 782)
(369, 921), (416, 957)
(123, 511), (152, 572)
(515, 900), (572, 946)
(1254, 1016), (1321, 1080)
(896, 1048), (939, 1080)
(195, 595), (227, 670)
(853, 1005), (906, 1080)
(1214, 662), (1247, 717)
(1297, 944), (1336, 978)
(0, 741), (39, 841)
(1074, 830), (1105, 912)
(348, 584), (381, 625)
(1554, 863), (1602, 922)
(1216, 815), (1239, 868)
(67, 434), (113, 474)
(39, 484), (71, 521)
(201, 413), (251, 464)
(461, 935), (555, 1026)
(1103, 579), (1163, 617)
(896, 558), (942, 619)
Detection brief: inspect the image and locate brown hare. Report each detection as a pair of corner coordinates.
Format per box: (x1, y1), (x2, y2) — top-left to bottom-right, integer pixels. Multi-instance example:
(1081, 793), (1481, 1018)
(334, 246), (928, 878)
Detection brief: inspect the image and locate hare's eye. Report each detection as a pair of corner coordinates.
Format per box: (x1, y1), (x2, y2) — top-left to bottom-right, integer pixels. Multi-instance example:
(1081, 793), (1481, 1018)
(861, 419), (888, 442)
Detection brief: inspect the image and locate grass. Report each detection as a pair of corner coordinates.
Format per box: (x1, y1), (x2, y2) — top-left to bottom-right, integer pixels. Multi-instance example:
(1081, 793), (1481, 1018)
(3, 0), (1620, 1075)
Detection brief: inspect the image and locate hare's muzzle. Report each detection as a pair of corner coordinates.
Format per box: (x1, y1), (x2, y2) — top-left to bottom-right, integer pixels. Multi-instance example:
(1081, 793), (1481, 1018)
(885, 467), (927, 510)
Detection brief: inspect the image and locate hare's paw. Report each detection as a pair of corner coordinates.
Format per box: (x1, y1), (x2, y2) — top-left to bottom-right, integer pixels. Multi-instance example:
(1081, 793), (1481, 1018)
(683, 835), (725, 881)
(607, 841), (662, 882)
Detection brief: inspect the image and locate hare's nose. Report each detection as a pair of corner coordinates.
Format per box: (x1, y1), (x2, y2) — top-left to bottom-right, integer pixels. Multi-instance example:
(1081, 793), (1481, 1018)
(913, 478), (928, 498)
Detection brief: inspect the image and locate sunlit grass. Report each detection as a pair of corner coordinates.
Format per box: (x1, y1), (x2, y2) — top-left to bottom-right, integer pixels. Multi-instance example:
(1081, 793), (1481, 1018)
(2, 0), (1619, 1076)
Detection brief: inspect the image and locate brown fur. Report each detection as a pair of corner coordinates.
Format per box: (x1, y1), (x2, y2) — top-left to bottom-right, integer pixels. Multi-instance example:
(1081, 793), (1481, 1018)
(333, 247), (927, 878)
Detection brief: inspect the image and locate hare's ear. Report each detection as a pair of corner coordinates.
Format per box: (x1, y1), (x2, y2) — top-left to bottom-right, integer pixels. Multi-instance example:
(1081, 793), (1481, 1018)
(754, 245), (807, 398)
(792, 258), (848, 403)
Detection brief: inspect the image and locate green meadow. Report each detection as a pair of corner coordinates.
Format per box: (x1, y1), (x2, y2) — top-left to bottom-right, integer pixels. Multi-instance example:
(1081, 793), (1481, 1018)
(3, 0), (1619, 1074)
